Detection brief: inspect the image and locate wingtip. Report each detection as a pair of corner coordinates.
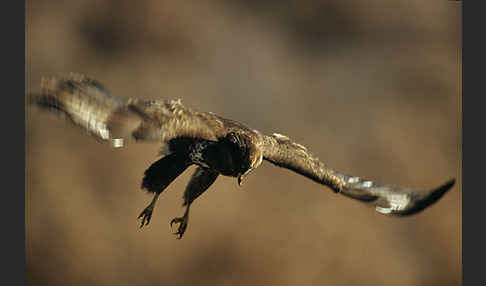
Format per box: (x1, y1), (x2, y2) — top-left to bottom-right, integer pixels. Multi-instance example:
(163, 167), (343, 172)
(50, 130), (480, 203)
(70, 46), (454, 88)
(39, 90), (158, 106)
(440, 178), (456, 190)
(422, 177), (456, 207)
(430, 178), (456, 200)
(400, 178), (456, 216)
(376, 178), (456, 217)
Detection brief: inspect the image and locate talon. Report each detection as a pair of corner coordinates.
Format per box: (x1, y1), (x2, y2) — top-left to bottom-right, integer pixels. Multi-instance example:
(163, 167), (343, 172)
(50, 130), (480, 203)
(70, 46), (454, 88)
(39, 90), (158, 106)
(169, 216), (188, 239)
(169, 218), (178, 228)
(138, 207), (153, 228)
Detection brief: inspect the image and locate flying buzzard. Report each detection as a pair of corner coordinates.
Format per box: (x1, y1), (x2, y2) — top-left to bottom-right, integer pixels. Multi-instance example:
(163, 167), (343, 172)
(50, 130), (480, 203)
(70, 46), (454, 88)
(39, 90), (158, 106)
(29, 74), (455, 239)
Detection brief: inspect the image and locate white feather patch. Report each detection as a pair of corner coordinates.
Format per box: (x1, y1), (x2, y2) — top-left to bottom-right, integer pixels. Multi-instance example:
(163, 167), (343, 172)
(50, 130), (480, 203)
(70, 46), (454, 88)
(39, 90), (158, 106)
(273, 133), (289, 140)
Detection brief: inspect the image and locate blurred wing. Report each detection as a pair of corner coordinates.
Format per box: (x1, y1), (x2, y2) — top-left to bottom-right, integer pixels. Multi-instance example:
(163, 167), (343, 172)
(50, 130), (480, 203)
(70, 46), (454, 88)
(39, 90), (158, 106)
(261, 133), (454, 216)
(29, 74), (225, 147)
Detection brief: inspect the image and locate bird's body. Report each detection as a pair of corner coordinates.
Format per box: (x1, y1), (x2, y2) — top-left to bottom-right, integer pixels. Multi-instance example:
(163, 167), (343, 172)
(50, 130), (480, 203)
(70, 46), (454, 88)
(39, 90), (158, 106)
(29, 73), (455, 238)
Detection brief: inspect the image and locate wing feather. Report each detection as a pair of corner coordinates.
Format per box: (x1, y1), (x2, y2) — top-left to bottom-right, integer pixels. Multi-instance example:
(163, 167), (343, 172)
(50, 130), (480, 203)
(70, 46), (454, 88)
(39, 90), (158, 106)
(261, 133), (454, 216)
(29, 74), (225, 146)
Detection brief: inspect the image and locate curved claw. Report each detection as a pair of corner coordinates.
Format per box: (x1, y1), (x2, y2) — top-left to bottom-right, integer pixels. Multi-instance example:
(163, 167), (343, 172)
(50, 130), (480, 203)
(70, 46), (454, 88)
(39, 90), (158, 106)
(170, 217), (188, 239)
(169, 218), (178, 228)
(138, 207), (153, 228)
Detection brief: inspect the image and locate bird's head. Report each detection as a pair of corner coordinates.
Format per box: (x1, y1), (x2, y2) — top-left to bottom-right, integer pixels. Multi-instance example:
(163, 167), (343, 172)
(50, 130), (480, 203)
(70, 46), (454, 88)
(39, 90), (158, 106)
(225, 132), (263, 187)
(237, 147), (263, 187)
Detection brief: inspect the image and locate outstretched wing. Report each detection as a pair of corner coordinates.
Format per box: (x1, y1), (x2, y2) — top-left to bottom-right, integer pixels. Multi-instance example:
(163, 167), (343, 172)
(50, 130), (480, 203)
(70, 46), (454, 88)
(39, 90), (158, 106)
(261, 133), (454, 216)
(29, 73), (226, 147)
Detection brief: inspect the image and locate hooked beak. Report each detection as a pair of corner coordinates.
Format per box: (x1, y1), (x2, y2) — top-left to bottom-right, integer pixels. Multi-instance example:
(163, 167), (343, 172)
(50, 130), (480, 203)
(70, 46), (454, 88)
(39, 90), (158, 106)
(237, 169), (252, 187)
(237, 175), (244, 187)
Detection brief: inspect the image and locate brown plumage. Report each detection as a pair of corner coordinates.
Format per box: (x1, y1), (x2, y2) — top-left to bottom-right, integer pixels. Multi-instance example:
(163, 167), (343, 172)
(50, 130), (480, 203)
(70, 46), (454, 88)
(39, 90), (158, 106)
(29, 73), (455, 238)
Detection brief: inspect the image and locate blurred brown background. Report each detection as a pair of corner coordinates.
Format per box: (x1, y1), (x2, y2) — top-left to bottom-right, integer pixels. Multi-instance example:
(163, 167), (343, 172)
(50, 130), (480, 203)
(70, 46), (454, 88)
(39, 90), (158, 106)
(26, 1), (461, 285)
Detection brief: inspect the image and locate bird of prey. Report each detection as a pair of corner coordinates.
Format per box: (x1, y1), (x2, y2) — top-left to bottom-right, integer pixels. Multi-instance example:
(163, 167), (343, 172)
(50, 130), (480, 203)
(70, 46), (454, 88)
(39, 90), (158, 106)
(29, 73), (455, 239)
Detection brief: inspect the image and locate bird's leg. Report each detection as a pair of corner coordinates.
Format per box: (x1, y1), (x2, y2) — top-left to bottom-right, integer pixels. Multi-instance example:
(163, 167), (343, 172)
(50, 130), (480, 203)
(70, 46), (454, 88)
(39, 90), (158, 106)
(170, 204), (191, 239)
(138, 153), (191, 228)
(168, 167), (219, 239)
(138, 192), (161, 228)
